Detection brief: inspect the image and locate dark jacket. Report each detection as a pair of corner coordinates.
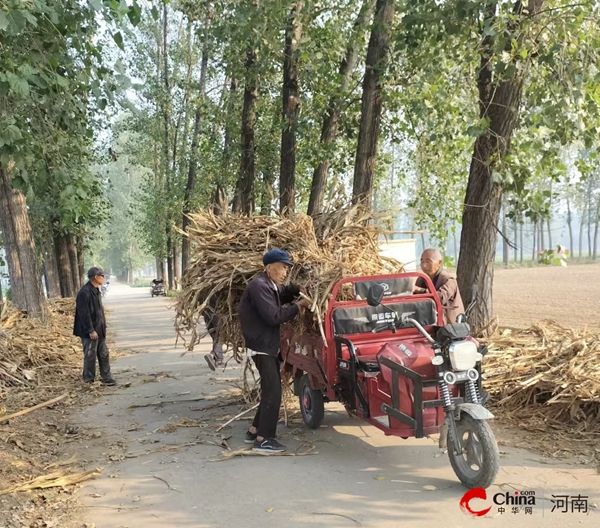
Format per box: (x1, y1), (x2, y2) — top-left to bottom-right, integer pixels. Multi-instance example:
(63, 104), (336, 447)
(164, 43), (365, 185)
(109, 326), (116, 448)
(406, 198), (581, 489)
(238, 272), (301, 356)
(73, 281), (107, 339)
(416, 270), (465, 324)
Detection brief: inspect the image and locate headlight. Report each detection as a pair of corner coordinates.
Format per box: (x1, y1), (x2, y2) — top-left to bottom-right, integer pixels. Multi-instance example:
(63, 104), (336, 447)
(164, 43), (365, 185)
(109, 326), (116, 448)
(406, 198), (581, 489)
(448, 340), (480, 371)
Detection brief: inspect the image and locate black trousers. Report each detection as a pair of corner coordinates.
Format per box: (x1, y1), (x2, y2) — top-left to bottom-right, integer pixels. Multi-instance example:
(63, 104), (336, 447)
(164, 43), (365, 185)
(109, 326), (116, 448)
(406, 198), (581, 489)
(81, 338), (112, 382)
(252, 354), (282, 439)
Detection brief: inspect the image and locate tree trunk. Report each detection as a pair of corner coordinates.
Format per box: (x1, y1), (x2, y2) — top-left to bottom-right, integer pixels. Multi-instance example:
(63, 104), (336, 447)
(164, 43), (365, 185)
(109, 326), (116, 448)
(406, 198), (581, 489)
(0, 166), (47, 320)
(593, 199), (600, 259)
(457, 0), (542, 333)
(210, 80), (237, 217)
(531, 220), (536, 261)
(352, 0), (395, 208)
(42, 239), (61, 298)
(539, 219), (545, 252)
(55, 232), (76, 298)
(157, 257), (165, 280)
(587, 185), (592, 258)
(166, 231), (174, 291)
(279, 2), (304, 215)
(307, 0), (375, 216)
(233, 51), (258, 215)
(513, 217), (518, 262)
(578, 209), (584, 258)
(173, 239), (181, 288)
(67, 233), (80, 291)
(546, 217), (552, 250)
(519, 217), (523, 263)
(261, 167), (276, 215)
(453, 227), (458, 262)
(502, 206), (509, 267)
(77, 228), (85, 287)
(181, 26), (210, 273)
(566, 192), (574, 258)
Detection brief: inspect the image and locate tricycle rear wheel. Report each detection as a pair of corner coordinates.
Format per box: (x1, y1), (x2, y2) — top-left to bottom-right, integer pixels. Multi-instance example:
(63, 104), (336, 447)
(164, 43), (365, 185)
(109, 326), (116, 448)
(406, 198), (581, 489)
(448, 413), (500, 489)
(299, 374), (324, 430)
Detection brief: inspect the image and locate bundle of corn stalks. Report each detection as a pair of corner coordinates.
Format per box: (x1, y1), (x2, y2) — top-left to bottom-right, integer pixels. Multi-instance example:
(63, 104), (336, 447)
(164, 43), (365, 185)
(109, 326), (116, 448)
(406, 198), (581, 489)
(483, 321), (600, 433)
(175, 207), (404, 361)
(0, 298), (81, 412)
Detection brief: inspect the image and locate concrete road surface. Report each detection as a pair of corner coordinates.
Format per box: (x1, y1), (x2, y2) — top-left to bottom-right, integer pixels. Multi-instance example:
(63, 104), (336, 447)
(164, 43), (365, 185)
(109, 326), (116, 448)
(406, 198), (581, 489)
(71, 283), (600, 528)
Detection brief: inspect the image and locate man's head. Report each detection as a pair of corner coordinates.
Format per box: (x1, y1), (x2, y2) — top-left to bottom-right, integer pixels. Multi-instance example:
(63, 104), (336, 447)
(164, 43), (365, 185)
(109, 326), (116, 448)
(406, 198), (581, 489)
(263, 249), (293, 285)
(87, 266), (105, 287)
(420, 248), (443, 278)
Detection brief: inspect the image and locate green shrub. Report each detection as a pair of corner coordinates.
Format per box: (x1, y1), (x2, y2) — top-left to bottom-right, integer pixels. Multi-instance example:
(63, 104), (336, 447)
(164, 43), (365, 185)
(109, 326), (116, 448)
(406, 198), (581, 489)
(131, 278), (153, 287)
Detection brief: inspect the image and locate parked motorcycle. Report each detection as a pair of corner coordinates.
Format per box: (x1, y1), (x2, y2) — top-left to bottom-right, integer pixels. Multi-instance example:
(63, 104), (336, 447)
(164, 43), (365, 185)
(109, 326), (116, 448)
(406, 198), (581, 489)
(150, 279), (166, 297)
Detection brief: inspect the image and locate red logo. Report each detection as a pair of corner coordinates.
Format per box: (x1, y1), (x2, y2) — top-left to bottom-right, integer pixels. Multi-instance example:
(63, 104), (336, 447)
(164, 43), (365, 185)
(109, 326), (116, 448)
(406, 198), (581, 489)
(460, 487), (491, 517)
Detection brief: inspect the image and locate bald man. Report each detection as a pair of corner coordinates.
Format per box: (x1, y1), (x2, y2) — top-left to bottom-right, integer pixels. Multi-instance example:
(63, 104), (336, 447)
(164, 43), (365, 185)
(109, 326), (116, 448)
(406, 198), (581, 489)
(414, 248), (465, 324)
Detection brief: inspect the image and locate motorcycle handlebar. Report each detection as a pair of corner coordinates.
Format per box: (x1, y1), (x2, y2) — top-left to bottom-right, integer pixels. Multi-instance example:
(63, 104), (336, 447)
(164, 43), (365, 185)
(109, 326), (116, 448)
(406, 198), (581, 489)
(404, 318), (436, 345)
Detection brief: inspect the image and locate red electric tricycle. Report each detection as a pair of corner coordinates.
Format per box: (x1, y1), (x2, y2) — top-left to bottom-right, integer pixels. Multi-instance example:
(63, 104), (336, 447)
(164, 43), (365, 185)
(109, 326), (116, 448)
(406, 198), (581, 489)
(281, 272), (500, 489)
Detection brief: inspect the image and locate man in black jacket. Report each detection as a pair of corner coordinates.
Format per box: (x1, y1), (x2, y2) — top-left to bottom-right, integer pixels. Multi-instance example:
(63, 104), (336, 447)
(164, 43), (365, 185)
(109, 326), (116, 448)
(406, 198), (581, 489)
(238, 249), (310, 453)
(73, 267), (116, 386)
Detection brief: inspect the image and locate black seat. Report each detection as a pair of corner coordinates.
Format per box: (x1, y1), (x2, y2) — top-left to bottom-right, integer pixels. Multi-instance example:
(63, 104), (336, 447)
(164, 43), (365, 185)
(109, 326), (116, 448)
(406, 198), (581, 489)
(354, 278), (415, 300)
(333, 299), (438, 335)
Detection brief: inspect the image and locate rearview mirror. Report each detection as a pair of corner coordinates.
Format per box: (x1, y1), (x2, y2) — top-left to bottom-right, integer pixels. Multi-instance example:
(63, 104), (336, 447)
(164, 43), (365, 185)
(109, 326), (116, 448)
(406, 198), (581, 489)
(366, 284), (385, 307)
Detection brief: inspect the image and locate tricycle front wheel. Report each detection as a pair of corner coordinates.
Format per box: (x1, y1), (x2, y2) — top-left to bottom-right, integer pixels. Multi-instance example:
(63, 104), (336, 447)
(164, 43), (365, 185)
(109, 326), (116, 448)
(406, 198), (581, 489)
(448, 414), (500, 489)
(299, 374), (324, 430)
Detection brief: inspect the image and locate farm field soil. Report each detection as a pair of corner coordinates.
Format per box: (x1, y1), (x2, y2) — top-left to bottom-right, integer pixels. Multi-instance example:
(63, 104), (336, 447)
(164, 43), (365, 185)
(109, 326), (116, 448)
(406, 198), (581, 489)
(494, 263), (599, 331)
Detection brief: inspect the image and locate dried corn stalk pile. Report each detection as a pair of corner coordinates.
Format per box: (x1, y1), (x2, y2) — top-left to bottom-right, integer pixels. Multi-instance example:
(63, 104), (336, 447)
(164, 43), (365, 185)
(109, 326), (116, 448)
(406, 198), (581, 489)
(175, 207), (403, 360)
(483, 321), (600, 433)
(0, 298), (81, 412)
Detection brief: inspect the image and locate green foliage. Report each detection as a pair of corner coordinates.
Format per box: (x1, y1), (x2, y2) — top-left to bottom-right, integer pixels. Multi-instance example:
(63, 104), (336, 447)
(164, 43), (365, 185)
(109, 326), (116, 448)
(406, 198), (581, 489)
(131, 278), (153, 287)
(537, 246), (569, 267)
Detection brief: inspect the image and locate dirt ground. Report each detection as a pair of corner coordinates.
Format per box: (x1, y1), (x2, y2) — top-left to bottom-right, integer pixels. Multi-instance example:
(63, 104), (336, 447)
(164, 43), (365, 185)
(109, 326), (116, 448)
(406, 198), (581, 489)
(493, 264), (600, 331)
(71, 284), (600, 527)
(2, 265), (600, 528)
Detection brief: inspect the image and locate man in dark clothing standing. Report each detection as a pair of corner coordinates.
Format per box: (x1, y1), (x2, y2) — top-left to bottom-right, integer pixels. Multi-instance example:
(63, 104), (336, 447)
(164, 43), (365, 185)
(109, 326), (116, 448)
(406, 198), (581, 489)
(414, 248), (465, 324)
(73, 267), (116, 386)
(238, 249), (310, 453)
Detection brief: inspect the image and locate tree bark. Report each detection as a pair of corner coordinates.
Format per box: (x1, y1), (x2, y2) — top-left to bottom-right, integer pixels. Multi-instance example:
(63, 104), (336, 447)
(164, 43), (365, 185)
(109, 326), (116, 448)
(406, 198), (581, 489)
(587, 183), (592, 257)
(279, 2), (304, 215)
(0, 166), (47, 320)
(593, 199), (600, 259)
(173, 238), (181, 288)
(539, 218), (545, 252)
(531, 220), (537, 261)
(457, 0), (543, 333)
(77, 227), (85, 287)
(578, 209), (584, 258)
(513, 218), (518, 262)
(55, 232), (76, 298)
(261, 167), (276, 215)
(352, 0), (395, 208)
(66, 233), (80, 291)
(166, 231), (174, 290)
(233, 51), (258, 215)
(157, 257), (165, 280)
(181, 23), (209, 273)
(42, 239), (61, 298)
(502, 206), (509, 267)
(566, 192), (574, 258)
(307, 0), (375, 216)
(519, 217), (523, 262)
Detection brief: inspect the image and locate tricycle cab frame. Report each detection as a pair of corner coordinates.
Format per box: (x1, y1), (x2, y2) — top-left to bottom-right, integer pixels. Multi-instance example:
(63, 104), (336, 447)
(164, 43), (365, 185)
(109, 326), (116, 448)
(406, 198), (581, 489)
(282, 272), (459, 438)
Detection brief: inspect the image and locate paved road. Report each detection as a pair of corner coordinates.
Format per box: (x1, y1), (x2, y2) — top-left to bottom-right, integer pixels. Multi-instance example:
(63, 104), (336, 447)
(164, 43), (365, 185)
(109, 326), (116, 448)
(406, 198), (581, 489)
(73, 283), (599, 527)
